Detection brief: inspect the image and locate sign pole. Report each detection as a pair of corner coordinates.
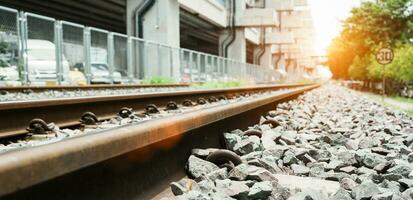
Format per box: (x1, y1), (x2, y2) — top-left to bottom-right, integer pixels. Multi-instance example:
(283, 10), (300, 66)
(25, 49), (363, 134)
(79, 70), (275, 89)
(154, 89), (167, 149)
(375, 47), (393, 103)
(382, 64), (385, 102)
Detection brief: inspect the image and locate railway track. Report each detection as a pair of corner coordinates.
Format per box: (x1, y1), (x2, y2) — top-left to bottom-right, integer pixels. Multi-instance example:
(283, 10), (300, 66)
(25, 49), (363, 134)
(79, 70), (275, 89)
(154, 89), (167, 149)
(0, 83), (319, 199)
(0, 83), (190, 93)
(0, 83), (313, 138)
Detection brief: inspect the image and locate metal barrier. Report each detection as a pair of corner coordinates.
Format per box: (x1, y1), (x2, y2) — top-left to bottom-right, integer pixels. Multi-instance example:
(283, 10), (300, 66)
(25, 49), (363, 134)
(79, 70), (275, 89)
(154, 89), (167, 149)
(0, 5), (283, 86)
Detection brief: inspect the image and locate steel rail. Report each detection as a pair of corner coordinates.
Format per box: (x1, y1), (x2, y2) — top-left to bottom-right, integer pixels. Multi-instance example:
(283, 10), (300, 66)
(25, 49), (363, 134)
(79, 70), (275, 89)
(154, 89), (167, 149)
(0, 83), (190, 93)
(0, 83), (312, 138)
(0, 84), (319, 197)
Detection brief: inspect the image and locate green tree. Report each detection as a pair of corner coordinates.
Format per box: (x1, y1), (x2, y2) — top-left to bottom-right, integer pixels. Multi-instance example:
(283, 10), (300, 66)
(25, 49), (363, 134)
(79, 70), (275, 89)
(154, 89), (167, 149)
(326, 35), (354, 79)
(327, 0), (413, 81)
(349, 56), (369, 81)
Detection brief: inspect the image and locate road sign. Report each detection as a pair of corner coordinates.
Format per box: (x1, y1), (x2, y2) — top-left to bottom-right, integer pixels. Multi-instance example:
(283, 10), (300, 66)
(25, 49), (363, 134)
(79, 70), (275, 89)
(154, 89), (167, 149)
(376, 47), (394, 65)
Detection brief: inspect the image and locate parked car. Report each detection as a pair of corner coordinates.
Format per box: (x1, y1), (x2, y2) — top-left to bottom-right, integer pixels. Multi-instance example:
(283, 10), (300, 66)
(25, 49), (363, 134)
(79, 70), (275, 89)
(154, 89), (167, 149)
(74, 62), (123, 84)
(27, 39), (86, 85)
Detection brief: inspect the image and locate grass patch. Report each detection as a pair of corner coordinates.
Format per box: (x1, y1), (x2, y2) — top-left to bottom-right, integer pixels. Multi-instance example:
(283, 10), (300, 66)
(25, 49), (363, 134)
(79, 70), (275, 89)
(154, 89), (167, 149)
(141, 76), (176, 85)
(194, 81), (247, 89)
(390, 96), (413, 104)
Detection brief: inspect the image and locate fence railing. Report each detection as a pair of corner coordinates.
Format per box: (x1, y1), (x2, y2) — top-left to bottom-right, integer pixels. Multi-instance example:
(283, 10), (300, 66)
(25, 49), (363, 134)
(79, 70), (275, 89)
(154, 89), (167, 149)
(0, 5), (283, 86)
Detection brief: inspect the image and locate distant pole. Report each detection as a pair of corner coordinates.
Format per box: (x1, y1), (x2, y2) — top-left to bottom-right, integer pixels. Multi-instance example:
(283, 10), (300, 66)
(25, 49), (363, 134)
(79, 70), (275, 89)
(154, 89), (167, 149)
(382, 64), (385, 102)
(375, 47), (393, 103)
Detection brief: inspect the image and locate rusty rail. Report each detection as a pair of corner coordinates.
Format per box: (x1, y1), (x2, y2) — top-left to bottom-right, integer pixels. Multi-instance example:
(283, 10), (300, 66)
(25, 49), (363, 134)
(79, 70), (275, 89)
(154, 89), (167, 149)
(0, 83), (190, 93)
(0, 84), (319, 197)
(0, 83), (312, 138)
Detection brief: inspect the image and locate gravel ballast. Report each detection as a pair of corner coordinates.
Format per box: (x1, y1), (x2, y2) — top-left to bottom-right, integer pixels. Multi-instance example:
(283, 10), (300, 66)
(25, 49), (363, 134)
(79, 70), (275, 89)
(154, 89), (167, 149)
(165, 85), (413, 200)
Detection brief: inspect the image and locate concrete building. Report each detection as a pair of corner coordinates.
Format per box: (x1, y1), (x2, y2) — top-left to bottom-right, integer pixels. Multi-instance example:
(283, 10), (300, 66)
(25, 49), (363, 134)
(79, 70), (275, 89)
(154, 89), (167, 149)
(0, 0), (318, 80)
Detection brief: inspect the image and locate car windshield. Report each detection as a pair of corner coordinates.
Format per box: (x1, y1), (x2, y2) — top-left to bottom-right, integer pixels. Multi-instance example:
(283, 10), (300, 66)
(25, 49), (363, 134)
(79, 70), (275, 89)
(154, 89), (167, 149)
(27, 49), (55, 60)
(91, 64), (108, 71)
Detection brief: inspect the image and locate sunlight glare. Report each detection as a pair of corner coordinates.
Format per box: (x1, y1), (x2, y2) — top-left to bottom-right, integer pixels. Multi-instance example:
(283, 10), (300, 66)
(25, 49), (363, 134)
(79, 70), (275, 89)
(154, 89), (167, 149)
(308, 0), (360, 55)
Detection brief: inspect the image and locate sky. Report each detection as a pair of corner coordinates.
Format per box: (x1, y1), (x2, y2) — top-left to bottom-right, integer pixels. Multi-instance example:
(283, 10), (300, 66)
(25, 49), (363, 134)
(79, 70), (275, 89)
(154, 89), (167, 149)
(308, 0), (361, 55)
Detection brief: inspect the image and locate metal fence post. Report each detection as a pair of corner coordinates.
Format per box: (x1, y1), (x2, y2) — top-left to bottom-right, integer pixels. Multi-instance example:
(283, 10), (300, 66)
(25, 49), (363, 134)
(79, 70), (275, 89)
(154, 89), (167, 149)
(83, 27), (91, 85)
(196, 53), (201, 82)
(156, 43), (161, 77)
(127, 36), (133, 83)
(107, 32), (114, 84)
(189, 51), (193, 83)
(169, 47), (174, 79)
(54, 20), (63, 85)
(143, 41), (149, 78)
(18, 11), (29, 85)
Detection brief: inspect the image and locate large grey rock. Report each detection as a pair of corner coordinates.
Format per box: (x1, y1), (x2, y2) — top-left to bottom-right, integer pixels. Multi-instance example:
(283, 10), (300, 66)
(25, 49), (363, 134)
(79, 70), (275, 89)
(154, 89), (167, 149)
(382, 173), (403, 181)
(286, 189), (329, 200)
(325, 160), (345, 171)
(183, 190), (210, 200)
(234, 136), (261, 155)
(197, 179), (215, 193)
(274, 174), (340, 196)
(398, 178), (413, 188)
(228, 163), (249, 181)
(208, 192), (236, 200)
(324, 172), (352, 182)
(270, 181), (291, 200)
(247, 166), (277, 182)
(402, 188), (413, 199)
(363, 153), (387, 169)
(332, 188), (352, 200)
(371, 192), (393, 200)
(339, 166), (357, 174)
(351, 181), (381, 200)
(170, 178), (200, 195)
(355, 149), (371, 164)
(387, 163), (412, 177)
(291, 164), (310, 176)
(187, 155), (220, 179)
(409, 170), (413, 179)
(205, 168), (227, 181)
(337, 151), (357, 166)
(309, 164), (325, 178)
(224, 133), (241, 151)
(248, 158), (282, 174)
(340, 178), (358, 190)
(280, 131), (297, 145)
(371, 147), (391, 156)
(262, 146), (288, 160)
(373, 161), (393, 173)
(345, 140), (359, 150)
(283, 150), (298, 165)
(357, 166), (376, 175)
(379, 180), (402, 193)
(215, 179), (250, 199)
(248, 181), (273, 199)
(241, 151), (263, 161)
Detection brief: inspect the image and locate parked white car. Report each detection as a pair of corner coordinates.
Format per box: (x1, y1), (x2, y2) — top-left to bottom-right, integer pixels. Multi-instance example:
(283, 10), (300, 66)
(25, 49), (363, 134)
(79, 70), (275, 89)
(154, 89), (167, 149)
(73, 62), (123, 84)
(91, 63), (123, 84)
(27, 39), (85, 85)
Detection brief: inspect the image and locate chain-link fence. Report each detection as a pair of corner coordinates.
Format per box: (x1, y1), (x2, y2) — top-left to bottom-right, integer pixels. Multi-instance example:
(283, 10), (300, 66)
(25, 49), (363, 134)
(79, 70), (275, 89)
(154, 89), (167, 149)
(25, 13), (59, 85)
(0, 6), (20, 85)
(61, 21), (86, 85)
(0, 5), (284, 86)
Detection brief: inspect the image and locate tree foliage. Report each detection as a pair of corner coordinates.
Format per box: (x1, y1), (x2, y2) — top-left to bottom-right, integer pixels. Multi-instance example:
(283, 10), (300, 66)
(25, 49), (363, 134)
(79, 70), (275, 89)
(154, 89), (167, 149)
(327, 0), (413, 82)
